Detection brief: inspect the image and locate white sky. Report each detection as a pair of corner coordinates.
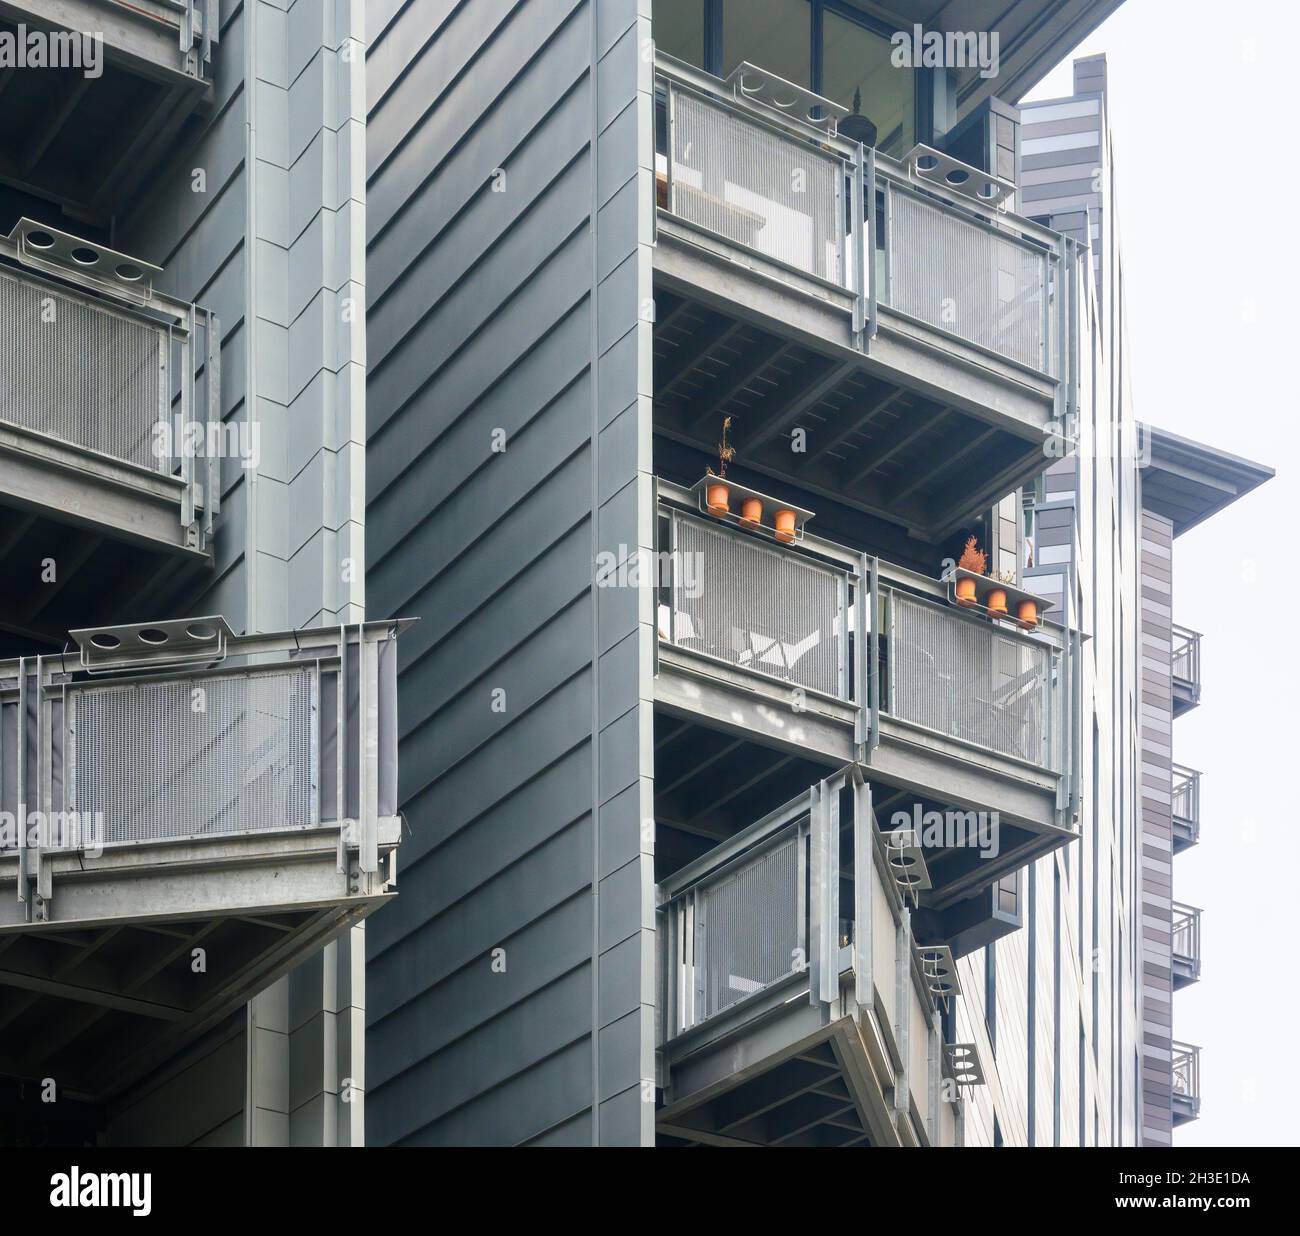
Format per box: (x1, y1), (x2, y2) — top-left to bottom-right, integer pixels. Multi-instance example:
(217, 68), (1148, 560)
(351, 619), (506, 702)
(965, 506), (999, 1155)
(1026, 0), (1300, 1148)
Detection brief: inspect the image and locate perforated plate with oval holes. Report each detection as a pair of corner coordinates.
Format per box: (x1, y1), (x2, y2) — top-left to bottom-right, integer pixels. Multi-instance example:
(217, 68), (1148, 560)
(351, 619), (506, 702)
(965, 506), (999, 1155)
(904, 144), (1016, 211)
(69, 616), (234, 673)
(724, 61), (847, 135)
(5, 218), (162, 305)
(884, 828), (932, 900)
(915, 943), (961, 1003)
(942, 1042), (985, 1087)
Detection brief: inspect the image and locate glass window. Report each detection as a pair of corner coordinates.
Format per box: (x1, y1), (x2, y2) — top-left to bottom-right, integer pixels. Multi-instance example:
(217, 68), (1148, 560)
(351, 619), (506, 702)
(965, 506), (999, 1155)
(821, 9), (914, 154)
(722, 0), (810, 89)
(655, 0), (705, 69)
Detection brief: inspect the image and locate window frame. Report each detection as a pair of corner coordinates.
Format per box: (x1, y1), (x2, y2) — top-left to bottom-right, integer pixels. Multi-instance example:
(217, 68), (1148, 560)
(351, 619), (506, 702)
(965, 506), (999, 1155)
(682, 0), (929, 145)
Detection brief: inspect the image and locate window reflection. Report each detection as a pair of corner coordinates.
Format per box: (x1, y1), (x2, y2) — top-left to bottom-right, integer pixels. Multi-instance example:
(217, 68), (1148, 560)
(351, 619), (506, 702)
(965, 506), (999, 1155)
(723, 0), (810, 89)
(822, 10), (914, 154)
(655, 0), (705, 68)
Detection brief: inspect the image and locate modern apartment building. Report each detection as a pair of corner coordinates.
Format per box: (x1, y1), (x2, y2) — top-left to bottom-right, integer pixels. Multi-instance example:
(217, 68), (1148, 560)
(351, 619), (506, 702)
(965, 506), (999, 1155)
(363, 0), (1271, 1148)
(1022, 62), (1271, 1144)
(0, 1), (404, 1146)
(0, 0), (1273, 1153)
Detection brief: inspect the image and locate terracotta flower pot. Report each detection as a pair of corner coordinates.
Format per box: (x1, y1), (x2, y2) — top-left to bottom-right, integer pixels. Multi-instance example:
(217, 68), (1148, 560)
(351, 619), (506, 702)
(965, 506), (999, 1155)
(706, 483), (730, 516)
(740, 497), (763, 529)
(955, 576), (978, 607)
(773, 509), (797, 543)
(986, 587), (1008, 617)
(1017, 600), (1038, 630)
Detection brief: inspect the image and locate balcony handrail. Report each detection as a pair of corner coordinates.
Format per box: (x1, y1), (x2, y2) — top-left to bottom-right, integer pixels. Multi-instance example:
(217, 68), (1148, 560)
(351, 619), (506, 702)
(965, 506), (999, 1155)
(654, 53), (1060, 248)
(657, 484), (1070, 779)
(1171, 764), (1201, 835)
(1170, 902), (1202, 965)
(659, 767), (877, 1045)
(653, 53), (1071, 380)
(0, 618), (409, 921)
(0, 220), (222, 550)
(1175, 623), (1201, 681)
(1171, 1041), (1201, 1101)
(658, 797), (812, 1041)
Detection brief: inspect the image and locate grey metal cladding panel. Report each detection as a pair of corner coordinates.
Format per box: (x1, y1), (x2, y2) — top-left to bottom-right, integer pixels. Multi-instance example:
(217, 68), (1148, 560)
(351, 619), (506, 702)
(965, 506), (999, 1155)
(369, 885), (592, 1080)
(366, 0), (463, 110)
(406, 597), (593, 787)
(379, 448), (592, 656)
(367, 346), (591, 593)
(374, 966), (594, 1146)
(393, 523), (593, 747)
(368, 749), (591, 988)
(369, 152), (592, 385)
(369, 22), (592, 305)
(393, 1040), (593, 1147)
(367, 0), (587, 226)
(368, 310), (591, 567)
(394, 663), (595, 872)
(368, 228), (591, 491)
(366, 0), (646, 1147)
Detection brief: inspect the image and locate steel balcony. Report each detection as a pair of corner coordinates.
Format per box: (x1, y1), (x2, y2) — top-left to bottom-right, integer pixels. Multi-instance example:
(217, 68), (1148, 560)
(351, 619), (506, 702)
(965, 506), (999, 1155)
(0, 617), (406, 1103)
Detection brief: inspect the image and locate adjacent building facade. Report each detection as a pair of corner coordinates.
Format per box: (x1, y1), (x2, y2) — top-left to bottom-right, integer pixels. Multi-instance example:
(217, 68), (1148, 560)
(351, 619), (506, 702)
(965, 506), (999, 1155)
(363, 0), (1270, 1148)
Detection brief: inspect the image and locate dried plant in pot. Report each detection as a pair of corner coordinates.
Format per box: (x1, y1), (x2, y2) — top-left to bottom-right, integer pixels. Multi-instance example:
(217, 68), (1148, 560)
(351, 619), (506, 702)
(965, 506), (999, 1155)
(954, 537), (986, 607)
(705, 416), (736, 516)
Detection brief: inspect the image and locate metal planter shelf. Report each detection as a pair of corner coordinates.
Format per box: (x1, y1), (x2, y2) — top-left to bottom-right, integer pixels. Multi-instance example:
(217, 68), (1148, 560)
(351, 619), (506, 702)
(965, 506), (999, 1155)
(0, 218), (220, 557)
(948, 567), (1053, 631)
(657, 483), (1078, 788)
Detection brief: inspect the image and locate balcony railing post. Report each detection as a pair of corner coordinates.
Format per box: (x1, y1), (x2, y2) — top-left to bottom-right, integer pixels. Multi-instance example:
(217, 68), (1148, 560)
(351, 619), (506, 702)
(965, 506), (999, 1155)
(809, 775), (840, 1008)
(851, 141), (866, 346)
(852, 769), (873, 1008)
(865, 147), (878, 342)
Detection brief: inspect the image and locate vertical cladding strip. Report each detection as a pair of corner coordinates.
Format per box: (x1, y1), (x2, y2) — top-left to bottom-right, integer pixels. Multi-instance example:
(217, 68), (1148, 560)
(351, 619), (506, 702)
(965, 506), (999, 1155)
(244, 0), (371, 1147)
(1137, 509), (1175, 1145)
(588, 0), (601, 1146)
(591, 0), (656, 1146)
(359, 0), (649, 1146)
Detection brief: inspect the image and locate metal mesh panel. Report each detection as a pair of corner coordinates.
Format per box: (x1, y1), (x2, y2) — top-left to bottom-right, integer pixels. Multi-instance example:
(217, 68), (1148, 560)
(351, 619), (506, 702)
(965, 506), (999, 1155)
(696, 831), (801, 1022)
(670, 88), (842, 283)
(68, 667), (316, 845)
(886, 189), (1049, 372)
(0, 267), (161, 468)
(890, 593), (1051, 767)
(672, 515), (846, 699)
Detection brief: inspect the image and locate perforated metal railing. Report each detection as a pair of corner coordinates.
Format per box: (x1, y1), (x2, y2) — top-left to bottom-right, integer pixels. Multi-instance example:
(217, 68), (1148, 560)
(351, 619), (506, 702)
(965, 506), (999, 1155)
(662, 819), (806, 1037)
(888, 590), (1056, 769)
(655, 59), (1065, 378)
(68, 668), (316, 844)
(666, 85), (843, 284)
(666, 511), (850, 700)
(0, 266), (163, 469)
(883, 187), (1051, 373)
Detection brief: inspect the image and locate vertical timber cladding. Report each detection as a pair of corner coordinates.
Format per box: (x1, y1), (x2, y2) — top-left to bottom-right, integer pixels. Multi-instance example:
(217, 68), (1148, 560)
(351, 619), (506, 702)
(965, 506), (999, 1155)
(364, 0), (654, 1145)
(1138, 509), (1175, 1145)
